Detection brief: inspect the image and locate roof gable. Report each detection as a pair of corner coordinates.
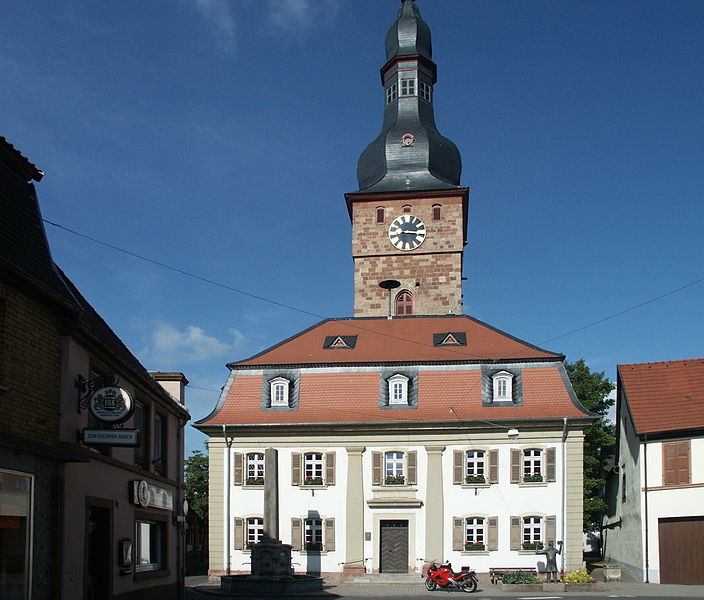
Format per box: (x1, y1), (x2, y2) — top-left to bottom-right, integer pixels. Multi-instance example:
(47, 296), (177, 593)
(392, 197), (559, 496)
(618, 357), (704, 435)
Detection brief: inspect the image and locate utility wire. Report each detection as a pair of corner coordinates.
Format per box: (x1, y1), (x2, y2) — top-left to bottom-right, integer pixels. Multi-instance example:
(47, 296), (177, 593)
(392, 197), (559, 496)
(44, 219), (704, 358)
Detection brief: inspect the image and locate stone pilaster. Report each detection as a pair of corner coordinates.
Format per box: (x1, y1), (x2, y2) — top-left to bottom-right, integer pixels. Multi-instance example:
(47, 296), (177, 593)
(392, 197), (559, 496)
(424, 445), (445, 563)
(343, 446), (366, 577)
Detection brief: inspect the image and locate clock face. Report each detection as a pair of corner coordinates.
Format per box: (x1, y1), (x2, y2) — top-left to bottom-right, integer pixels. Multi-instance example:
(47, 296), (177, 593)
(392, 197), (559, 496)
(388, 214), (426, 251)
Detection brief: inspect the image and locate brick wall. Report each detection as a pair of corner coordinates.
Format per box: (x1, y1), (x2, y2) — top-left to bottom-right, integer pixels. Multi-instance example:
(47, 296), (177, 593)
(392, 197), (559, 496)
(351, 193), (466, 316)
(0, 281), (62, 444)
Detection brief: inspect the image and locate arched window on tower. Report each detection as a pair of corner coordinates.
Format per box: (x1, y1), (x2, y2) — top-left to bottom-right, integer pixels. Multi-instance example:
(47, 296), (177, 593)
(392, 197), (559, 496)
(396, 291), (414, 316)
(376, 207), (385, 224)
(402, 205), (412, 214)
(432, 204), (442, 221)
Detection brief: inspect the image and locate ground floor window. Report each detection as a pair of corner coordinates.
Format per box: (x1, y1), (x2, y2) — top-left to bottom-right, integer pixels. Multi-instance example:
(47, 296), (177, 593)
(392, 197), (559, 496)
(135, 518), (165, 571)
(246, 517), (263, 548)
(0, 470), (32, 600)
(522, 516), (542, 549)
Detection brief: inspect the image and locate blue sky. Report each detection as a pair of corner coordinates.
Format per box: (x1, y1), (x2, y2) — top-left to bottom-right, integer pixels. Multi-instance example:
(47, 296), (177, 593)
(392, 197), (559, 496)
(2, 1), (703, 454)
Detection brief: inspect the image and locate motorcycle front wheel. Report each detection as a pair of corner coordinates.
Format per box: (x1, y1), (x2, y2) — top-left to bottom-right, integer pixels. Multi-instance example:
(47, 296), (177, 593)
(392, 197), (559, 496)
(460, 579), (477, 593)
(425, 578), (437, 591)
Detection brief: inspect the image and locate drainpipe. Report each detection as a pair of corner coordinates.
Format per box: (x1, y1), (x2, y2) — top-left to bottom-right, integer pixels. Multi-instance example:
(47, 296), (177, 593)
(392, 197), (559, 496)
(643, 434), (649, 583)
(223, 424), (232, 575)
(561, 417), (568, 575)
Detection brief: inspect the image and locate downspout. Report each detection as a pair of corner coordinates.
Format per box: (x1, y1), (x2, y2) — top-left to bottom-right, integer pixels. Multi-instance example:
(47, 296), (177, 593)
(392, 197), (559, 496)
(223, 424), (232, 575)
(561, 417), (568, 575)
(177, 416), (185, 600)
(643, 434), (649, 583)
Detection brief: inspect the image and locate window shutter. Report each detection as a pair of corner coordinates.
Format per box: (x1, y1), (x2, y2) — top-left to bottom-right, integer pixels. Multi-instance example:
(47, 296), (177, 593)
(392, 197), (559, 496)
(509, 516), (520, 550)
(488, 449), (499, 484)
(291, 518), (302, 551)
(452, 517), (464, 551)
(545, 515), (557, 545)
(663, 442), (677, 485)
(324, 518), (335, 551)
(291, 452), (301, 486)
(487, 517), (498, 551)
(233, 517), (244, 550)
(372, 451), (382, 485)
(407, 451), (417, 485)
(510, 449), (520, 483)
(677, 441), (691, 484)
(325, 451), (336, 486)
(233, 452), (244, 486)
(546, 447), (556, 482)
(453, 450), (463, 485)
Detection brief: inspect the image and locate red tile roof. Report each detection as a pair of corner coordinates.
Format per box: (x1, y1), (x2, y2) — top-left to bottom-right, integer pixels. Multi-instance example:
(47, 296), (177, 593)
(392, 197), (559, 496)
(230, 315), (563, 367)
(618, 358), (704, 435)
(200, 366), (590, 426)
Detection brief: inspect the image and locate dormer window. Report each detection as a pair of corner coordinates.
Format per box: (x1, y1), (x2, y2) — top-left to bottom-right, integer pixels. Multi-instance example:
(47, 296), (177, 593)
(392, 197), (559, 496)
(420, 81), (432, 102)
(386, 83), (397, 104)
(388, 374), (409, 405)
(492, 371), (514, 401)
(270, 377), (290, 407)
(400, 77), (416, 97)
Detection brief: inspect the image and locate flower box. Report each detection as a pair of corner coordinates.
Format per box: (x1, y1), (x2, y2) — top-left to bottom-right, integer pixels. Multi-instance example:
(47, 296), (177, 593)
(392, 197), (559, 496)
(465, 475), (486, 484)
(522, 541), (544, 550)
(464, 542), (485, 551)
(303, 476), (324, 486)
(303, 542), (323, 551)
(523, 473), (543, 483)
(384, 475), (405, 485)
(245, 477), (264, 485)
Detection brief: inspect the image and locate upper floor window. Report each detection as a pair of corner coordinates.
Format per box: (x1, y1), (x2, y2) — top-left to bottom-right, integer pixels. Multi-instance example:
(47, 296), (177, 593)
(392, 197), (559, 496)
(388, 374), (409, 405)
(400, 77), (416, 97)
(662, 440), (690, 486)
(395, 291), (413, 316)
(372, 450), (417, 486)
(420, 80), (432, 102)
(376, 206), (385, 224)
(304, 452), (324, 485)
(270, 377), (290, 407)
(492, 371), (514, 401)
(291, 451), (335, 486)
(432, 204), (442, 221)
(153, 412), (167, 476)
(510, 447), (555, 483)
(466, 450), (485, 483)
(523, 449), (543, 482)
(246, 453), (265, 485)
(134, 401), (148, 469)
(386, 83), (397, 104)
(385, 451), (405, 484)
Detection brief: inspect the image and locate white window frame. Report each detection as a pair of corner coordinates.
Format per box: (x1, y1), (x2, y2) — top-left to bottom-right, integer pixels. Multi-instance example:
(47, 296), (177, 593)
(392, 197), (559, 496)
(303, 452), (324, 482)
(246, 517), (263, 547)
(420, 80), (432, 102)
(388, 373), (409, 405)
(400, 77), (416, 97)
(466, 450), (485, 478)
(465, 517), (485, 545)
(270, 377), (289, 407)
(522, 515), (542, 546)
(246, 452), (265, 482)
(523, 449), (543, 478)
(492, 370), (514, 401)
(135, 519), (164, 572)
(386, 83), (398, 104)
(384, 450), (405, 484)
(304, 518), (323, 544)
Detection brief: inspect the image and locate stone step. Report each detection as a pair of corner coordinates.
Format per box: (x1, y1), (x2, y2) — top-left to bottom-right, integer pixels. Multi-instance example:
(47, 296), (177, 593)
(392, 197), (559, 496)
(352, 573), (424, 584)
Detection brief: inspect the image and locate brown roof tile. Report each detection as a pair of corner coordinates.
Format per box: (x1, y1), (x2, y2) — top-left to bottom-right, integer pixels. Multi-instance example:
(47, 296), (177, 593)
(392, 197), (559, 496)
(618, 357), (704, 435)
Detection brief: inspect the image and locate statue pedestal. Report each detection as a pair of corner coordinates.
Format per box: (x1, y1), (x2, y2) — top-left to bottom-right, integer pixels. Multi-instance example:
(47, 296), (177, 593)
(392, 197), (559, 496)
(250, 538), (293, 578)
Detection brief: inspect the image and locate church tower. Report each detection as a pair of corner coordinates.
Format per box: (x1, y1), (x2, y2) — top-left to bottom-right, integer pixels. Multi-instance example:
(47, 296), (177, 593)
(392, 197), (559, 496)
(346, 0), (469, 317)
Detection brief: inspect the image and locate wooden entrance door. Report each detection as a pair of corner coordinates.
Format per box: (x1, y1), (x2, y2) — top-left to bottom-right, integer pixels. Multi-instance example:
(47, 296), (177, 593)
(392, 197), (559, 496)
(85, 503), (112, 600)
(380, 520), (408, 573)
(658, 516), (704, 584)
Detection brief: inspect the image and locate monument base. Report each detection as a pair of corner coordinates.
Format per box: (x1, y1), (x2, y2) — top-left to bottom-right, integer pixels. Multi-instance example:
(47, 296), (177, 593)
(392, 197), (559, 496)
(220, 575), (324, 595)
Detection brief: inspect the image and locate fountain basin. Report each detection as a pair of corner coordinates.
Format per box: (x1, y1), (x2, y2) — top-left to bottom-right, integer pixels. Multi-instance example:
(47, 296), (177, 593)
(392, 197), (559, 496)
(220, 574), (324, 595)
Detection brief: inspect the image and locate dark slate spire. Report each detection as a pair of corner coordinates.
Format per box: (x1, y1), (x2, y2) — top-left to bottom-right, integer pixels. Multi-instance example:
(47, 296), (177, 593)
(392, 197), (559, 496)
(356, 0), (462, 193)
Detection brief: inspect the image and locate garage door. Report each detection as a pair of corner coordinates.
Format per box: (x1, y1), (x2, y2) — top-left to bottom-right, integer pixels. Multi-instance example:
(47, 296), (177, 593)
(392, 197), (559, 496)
(658, 516), (704, 584)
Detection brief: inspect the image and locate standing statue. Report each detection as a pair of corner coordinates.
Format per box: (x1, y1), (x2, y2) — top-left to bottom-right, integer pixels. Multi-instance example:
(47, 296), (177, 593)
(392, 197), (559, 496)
(537, 540), (563, 583)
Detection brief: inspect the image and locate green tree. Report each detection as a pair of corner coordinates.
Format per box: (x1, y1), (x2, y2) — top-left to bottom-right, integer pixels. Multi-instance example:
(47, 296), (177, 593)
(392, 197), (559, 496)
(565, 359), (615, 531)
(184, 449), (209, 520)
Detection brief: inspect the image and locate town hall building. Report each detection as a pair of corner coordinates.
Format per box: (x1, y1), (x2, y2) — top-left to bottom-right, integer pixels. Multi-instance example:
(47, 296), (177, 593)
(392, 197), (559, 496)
(196, 0), (594, 581)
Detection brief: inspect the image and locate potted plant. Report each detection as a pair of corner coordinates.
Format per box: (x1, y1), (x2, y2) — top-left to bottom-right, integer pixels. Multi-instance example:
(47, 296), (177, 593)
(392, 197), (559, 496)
(523, 472), (543, 483)
(245, 477), (264, 485)
(465, 474), (486, 484)
(522, 541), (544, 550)
(304, 541), (323, 551)
(385, 475), (405, 485)
(303, 476), (324, 486)
(464, 541), (485, 551)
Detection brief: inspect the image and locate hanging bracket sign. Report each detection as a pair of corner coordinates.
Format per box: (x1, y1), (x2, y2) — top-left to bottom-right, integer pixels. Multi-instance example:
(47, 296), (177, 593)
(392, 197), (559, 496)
(89, 386), (133, 423)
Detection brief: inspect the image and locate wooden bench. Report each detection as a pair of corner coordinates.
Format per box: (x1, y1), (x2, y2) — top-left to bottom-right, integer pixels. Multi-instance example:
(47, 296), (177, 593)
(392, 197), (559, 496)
(489, 567), (538, 584)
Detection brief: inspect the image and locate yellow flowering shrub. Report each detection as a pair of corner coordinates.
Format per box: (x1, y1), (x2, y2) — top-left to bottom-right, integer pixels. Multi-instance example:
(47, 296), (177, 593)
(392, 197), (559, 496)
(563, 568), (595, 584)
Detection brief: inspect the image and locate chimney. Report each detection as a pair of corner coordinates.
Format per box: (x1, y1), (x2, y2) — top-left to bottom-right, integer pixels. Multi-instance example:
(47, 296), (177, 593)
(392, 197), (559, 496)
(150, 371), (189, 405)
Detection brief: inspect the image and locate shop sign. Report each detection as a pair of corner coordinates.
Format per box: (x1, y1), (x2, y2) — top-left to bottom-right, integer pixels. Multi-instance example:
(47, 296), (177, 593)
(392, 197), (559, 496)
(131, 480), (173, 511)
(82, 428), (139, 446)
(89, 386), (133, 423)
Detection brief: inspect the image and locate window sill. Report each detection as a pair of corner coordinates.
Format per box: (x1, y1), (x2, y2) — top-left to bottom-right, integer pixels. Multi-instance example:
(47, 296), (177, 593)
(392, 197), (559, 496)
(242, 484), (265, 490)
(134, 568), (171, 581)
(372, 485), (417, 490)
(517, 481), (548, 487)
(461, 550), (491, 555)
(298, 485), (328, 490)
(517, 549), (543, 555)
(298, 550), (329, 555)
(461, 483), (491, 489)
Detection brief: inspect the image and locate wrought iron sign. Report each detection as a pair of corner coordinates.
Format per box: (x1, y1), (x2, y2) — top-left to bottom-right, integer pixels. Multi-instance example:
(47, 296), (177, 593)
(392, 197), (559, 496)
(76, 373), (134, 424)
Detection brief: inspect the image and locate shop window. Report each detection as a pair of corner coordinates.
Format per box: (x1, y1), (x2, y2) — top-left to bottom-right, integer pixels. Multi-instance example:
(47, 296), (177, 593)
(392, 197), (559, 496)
(0, 470), (32, 600)
(135, 519), (165, 572)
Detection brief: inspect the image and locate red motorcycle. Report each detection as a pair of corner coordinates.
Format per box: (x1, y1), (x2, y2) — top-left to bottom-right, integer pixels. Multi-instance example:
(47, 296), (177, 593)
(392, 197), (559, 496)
(425, 561), (478, 593)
